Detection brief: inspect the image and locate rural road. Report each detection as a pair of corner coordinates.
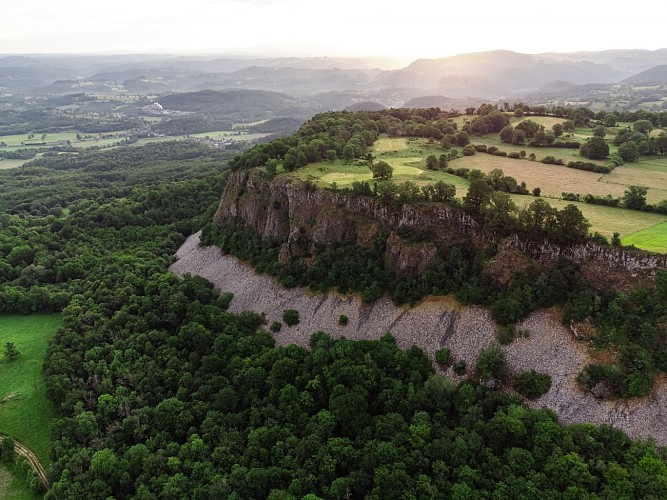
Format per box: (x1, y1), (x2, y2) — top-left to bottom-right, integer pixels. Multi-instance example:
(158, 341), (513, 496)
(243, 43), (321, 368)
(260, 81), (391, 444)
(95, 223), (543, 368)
(0, 433), (50, 491)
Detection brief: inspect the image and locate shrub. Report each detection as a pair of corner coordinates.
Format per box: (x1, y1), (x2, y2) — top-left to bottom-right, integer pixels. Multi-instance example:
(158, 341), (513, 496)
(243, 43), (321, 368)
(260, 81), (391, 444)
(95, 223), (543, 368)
(282, 309), (300, 326)
(514, 370), (552, 399)
(453, 360), (467, 375)
(0, 436), (15, 463)
(462, 145), (476, 156)
(498, 325), (516, 345)
(474, 144), (488, 153)
(487, 146), (498, 154)
(493, 150), (508, 157)
(551, 141), (581, 149)
(541, 156), (564, 165)
(270, 321), (282, 332)
(474, 343), (509, 381)
(435, 348), (452, 366)
(338, 314), (348, 326)
(508, 152), (520, 159)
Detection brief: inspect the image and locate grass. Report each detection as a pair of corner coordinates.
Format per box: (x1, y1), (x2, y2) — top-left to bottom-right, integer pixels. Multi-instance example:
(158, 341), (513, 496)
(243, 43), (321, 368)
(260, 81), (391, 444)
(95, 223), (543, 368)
(510, 194), (667, 240)
(188, 130), (270, 141)
(0, 314), (62, 467)
(622, 222), (667, 253)
(297, 137), (468, 193)
(0, 464), (40, 500)
(295, 134), (667, 250)
(0, 159), (29, 170)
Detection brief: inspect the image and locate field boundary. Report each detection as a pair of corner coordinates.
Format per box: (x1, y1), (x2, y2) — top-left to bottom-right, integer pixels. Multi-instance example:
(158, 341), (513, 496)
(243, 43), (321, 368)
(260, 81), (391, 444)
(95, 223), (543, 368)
(0, 433), (50, 491)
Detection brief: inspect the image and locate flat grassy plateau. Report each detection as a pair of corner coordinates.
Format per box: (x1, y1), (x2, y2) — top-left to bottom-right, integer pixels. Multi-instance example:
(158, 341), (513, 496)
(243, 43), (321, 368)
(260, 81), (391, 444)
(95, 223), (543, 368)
(296, 135), (667, 252)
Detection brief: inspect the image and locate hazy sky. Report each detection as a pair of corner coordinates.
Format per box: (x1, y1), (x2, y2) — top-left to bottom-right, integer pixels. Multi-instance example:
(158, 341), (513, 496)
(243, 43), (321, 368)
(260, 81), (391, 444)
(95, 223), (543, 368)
(1, 0), (664, 59)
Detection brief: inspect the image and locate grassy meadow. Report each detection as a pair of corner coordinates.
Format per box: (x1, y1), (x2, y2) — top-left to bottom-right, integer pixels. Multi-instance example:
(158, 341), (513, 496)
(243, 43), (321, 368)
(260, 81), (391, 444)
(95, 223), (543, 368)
(295, 134), (667, 249)
(0, 314), (62, 466)
(0, 464), (40, 500)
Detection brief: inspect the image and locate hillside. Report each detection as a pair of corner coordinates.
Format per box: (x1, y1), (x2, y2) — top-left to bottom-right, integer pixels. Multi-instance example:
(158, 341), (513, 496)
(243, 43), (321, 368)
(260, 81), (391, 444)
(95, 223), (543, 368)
(622, 64), (667, 85)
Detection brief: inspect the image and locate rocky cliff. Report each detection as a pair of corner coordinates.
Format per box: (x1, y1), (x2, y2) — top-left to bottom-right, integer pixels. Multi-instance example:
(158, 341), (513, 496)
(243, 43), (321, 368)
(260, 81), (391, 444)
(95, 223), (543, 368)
(214, 170), (667, 288)
(215, 169), (479, 274)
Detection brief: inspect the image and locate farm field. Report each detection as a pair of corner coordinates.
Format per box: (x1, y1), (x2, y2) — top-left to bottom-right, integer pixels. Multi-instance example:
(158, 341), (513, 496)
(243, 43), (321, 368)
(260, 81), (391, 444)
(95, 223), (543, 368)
(622, 222), (667, 253)
(0, 314), (62, 466)
(188, 130), (270, 141)
(297, 137), (467, 191)
(0, 159), (29, 170)
(471, 135), (601, 165)
(296, 135), (667, 248)
(510, 194), (667, 240)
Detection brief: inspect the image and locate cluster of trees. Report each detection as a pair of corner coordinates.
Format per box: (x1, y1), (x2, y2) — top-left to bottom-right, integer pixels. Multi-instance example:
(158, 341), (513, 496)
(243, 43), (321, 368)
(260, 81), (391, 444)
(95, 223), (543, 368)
(562, 185), (667, 215)
(43, 262), (667, 498)
(231, 109), (480, 172)
(0, 141), (230, 314)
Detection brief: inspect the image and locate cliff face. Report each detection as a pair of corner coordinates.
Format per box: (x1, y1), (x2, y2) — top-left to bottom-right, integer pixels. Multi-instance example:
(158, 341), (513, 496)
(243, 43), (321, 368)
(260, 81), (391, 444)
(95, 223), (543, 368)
(214, 170), (667, 287)
(215, 170), (479, 275)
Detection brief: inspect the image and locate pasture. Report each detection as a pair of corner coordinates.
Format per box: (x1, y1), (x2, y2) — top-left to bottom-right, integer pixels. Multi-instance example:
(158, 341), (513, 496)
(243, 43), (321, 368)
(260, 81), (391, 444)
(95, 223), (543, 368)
(622, 222), (667, 254)
(295, 135), (667, 249)
(0, 314), (62, 466)
(0, 464), (39, 500)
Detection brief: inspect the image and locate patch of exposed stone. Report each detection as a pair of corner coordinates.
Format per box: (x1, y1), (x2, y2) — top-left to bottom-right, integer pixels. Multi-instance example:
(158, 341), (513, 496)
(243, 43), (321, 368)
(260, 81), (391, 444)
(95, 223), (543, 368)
(170, 232), (667, 445)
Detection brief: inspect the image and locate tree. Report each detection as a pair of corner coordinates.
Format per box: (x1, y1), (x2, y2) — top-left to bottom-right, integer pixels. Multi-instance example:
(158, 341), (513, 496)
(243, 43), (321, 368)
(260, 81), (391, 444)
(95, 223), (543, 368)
(371, 161), (393, 180)
(0, 436), (15, 463)
(426, 155), (438, 170)
(514, 370), (552, 399)
(617, 141), (640, 162)
(563, 120), (576, 133)
(552, 123), (564, 137)
(474, 343), (509, 381)
(622, 186), (648, 210)
(4, 341), (20, 361)
(282, 309), (300, 326)
(463, 179), (493, 214)
(633, 120), (653, 136)
(593, 125), (606, 138)
(602, 113), (618, 127)
(499, 125), (514, 143)
(580, 137), (609, 160)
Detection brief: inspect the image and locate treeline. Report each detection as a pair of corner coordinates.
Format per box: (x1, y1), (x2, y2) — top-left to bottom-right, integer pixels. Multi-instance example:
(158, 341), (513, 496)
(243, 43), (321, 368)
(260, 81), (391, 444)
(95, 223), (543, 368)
(43, 261), (667, 498)
(230, 108), (474, 172)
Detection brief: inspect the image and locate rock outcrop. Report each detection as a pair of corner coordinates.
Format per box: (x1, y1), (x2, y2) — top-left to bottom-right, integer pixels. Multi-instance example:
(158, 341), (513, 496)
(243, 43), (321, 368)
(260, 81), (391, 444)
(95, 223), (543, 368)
(215, 170), (666, 289)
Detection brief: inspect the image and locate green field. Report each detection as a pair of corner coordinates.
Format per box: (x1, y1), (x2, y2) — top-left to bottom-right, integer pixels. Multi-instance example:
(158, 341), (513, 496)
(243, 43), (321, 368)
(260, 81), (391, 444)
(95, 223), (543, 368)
(297, 137), (468, 192)
(295, 135), (667, 249)
(0, 314), (62, 466)
(622, 222), (667, 253)
(0, 464), (40, 500)
(511, 194), (667, 240)
(0, 159), (29, 170)
(188, 130), (270, 141)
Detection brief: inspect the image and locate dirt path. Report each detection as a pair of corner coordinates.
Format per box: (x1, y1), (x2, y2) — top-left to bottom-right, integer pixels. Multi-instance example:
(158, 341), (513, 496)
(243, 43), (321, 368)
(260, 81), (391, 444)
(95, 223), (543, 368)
(0, 433), (50, 491)
(170, 232), (667, 445)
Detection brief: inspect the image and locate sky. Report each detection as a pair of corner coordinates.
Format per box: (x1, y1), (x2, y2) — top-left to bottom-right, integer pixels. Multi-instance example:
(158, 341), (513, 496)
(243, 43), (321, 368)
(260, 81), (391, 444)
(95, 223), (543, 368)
(1, 0), (665, 60)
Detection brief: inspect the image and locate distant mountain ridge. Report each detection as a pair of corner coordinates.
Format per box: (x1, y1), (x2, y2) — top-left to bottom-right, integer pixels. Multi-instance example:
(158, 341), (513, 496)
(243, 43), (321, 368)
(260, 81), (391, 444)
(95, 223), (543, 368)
(2, 48), (667, 112)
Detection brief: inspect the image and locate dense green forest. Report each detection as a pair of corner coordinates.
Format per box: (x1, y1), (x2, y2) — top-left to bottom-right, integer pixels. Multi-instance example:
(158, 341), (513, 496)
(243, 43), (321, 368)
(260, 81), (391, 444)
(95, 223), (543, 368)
(42, 275), (667, 498)
(0, 141), (230, 316)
